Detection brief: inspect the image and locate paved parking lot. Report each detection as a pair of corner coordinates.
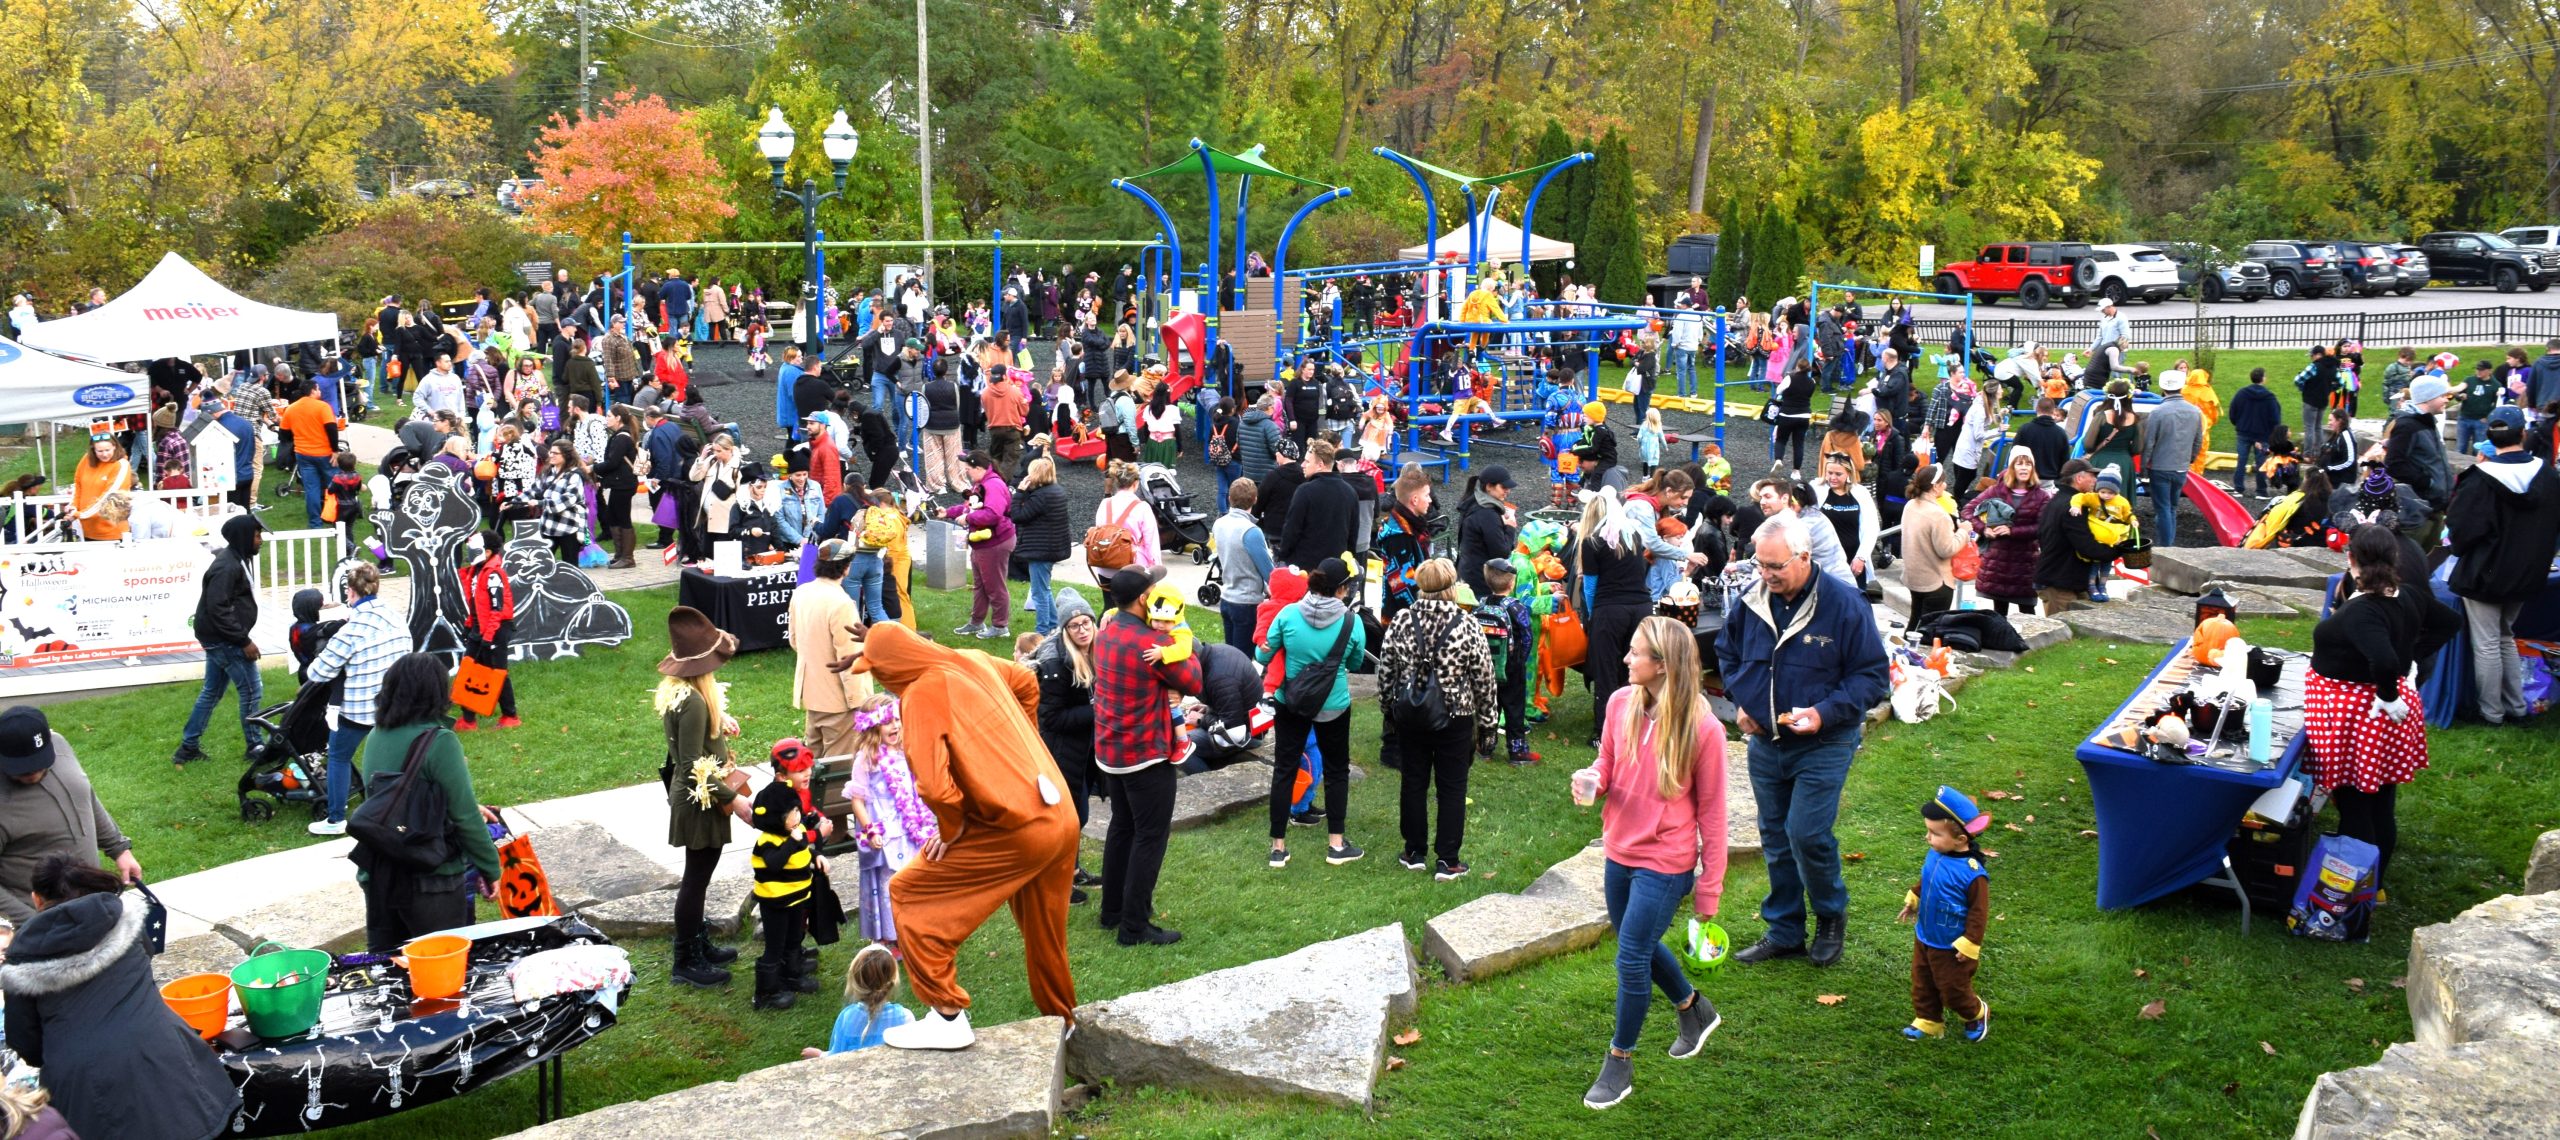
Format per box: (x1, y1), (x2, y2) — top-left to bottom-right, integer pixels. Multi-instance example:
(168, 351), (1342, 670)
(1900, 283), (2556, 323)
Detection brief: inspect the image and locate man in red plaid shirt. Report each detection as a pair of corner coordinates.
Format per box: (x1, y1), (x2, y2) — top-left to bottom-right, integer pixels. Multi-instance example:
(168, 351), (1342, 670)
(1092, 567), (1202, 947)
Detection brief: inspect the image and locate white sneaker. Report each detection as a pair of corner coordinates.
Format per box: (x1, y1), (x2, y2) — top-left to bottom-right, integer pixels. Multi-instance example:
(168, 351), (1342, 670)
(307, 818), (347, 837)
(883, 1009), (975, 1051)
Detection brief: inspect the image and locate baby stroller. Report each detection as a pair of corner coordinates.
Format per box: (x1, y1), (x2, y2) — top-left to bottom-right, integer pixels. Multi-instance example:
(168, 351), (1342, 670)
(238, 680), (338, 822)
(1138, 462), (1213, 563)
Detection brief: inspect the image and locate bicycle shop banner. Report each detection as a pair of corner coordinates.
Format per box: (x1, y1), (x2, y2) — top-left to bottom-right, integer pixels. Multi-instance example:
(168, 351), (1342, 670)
(0, 537), (214, 668)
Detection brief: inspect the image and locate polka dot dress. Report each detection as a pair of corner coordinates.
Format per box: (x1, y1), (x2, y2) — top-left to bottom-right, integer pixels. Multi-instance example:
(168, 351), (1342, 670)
(2302, 671), (2429, 794)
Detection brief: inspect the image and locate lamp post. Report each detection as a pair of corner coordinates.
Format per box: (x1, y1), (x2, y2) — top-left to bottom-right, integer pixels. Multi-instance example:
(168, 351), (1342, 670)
(760, 107), (859, 363)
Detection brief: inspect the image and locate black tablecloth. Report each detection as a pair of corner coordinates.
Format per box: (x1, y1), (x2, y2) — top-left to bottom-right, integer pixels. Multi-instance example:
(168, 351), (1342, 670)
(678, 566), (799, 653)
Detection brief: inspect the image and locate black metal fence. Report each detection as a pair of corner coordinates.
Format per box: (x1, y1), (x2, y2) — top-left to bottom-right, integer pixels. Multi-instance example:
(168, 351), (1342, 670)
(1910, 306), (2560, 351)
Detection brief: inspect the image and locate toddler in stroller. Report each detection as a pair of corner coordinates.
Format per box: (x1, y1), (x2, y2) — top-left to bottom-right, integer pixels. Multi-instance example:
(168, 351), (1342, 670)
(239, 590), (344, 822)
(1137, 462), (1213, 563)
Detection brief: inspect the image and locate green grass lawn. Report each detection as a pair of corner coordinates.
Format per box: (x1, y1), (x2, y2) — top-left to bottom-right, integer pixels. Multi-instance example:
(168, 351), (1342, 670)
(56, 579), (2557, 1138)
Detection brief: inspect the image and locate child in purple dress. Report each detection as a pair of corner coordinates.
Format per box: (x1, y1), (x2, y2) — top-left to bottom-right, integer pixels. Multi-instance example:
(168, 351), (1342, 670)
(846, 694), (937, 948)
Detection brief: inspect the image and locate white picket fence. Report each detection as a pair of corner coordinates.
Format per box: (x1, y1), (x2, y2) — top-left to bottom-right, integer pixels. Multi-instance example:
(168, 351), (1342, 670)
(4, 487), (230, 543)
(247, 526), (345, 597)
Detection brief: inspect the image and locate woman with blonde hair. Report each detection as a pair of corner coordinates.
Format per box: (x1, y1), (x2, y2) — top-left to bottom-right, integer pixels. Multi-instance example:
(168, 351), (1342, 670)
(659, 606), (751, 987)
(1008, 457), (1073, 634)
(1376, 558), (1499, 879)
(1570, 614), (1730, 1110)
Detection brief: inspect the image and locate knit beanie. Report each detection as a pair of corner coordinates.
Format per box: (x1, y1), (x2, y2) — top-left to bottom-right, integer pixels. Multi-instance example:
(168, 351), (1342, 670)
(2358, 469), (2397, 513)
(2095, 465), (2124, 494)
(1053, 587), (1095, 629)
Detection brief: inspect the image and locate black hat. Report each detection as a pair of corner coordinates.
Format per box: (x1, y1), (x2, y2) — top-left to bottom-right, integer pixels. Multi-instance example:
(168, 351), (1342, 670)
(0, 707), (58, 777)
(751, 780), (801, 836)
(1106, 566), (1163, 609)
(1477, 465), (1515, 491)
(1307, 557), (1351, 597)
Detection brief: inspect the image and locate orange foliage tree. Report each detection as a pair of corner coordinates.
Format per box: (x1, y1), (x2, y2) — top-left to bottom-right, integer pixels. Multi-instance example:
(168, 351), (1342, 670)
(520, 92), (737, 259)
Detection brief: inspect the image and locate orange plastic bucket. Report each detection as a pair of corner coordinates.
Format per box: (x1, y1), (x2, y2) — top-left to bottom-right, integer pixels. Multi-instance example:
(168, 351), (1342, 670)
(397, 934), (471, 1000)
(161, 972), (233, 1039)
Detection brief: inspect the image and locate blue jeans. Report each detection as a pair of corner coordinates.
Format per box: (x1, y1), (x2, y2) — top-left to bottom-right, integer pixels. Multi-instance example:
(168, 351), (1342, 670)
(1747, 733), (1856, 945)
(362, 358), (383, 402)
(1212, 463), (1243, 514)
(870, 372), (901, 434)
(843, 552), (888, 623)
(1027, 560), (1056, 634)
(2232, 436), (2269, 495)
(1669, 347), (1698, 397)
(325, 720), (371, 823)
(2146, 470), (2187, 548)
(2457, 416), (2488, 458)
(297, 454), (335, 528)
(181, 643), (265, 753)
(1605, 859), (1698, 1052)
(1220, 601), (1259, 657)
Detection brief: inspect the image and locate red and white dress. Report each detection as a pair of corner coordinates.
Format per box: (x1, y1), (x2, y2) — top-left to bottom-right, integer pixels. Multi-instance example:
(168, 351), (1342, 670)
(2302, 592), (2429, 794)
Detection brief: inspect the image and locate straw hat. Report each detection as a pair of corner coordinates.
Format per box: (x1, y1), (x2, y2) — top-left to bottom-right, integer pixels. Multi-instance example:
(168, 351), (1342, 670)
(658, 606), (737, 677)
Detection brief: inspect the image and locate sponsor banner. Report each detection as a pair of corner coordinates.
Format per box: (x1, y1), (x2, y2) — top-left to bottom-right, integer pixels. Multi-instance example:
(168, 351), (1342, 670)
(0, 539), (213, 668)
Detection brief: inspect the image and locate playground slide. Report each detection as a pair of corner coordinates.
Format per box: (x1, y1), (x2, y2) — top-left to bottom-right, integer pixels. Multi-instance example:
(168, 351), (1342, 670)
(2183, 474), (2256, 548)
(1159, 311), (1206, 400)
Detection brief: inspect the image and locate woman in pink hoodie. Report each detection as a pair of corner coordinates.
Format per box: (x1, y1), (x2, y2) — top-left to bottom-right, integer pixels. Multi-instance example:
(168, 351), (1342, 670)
(1570, 614), (1729, 1111)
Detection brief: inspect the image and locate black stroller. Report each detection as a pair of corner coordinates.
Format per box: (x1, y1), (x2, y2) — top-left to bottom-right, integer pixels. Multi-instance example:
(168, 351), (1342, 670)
(1137, 462), (1213, 563)
(238, 680), (338, 822)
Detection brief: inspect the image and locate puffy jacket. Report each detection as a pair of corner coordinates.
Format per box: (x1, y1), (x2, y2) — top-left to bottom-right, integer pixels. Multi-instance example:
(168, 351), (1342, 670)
(1963, 482), (2049, 602)
(2033, 484), (2120, 592)
(1033, 634), (1094, 775)
(2384, 410), (2452, 508)
(1194, 641), (1263, 731)
(194, 513), (260, 648)
(0, 894), (239, 1140)
(1007, 480), (1073, 562)
(2446, 453), (2560, 604)
(1237, 408), (1286, 482)
(1078, 330), (1114, 384)
(1714, 567), (1891, 745)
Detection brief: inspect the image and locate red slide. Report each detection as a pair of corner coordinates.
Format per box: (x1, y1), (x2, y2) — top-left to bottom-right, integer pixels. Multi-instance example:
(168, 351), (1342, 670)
(1158, 311), (1206, 400)
(2183, 475), (2257, 547)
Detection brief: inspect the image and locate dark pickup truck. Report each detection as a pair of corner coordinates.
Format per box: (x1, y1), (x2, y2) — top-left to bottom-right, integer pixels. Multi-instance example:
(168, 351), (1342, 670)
(2414, 231), (2560, 292)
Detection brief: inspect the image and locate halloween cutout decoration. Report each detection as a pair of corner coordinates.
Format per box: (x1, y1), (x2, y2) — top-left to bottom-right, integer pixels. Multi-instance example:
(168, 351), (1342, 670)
(376, 463), (629, 662)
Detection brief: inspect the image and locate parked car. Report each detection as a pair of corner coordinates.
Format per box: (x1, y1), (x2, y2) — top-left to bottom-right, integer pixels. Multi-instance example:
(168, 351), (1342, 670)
(2381, 244), (2430, 295)
(2082, 244), (2185, 304)
(1934, 242), (2099, 310)
(2415, 231), (2560, 292)
(2240, 240), (2349, 300)
(496, 178), (545, 215)
(2497, 225), (2560, 252)
(2325, 240), (2401, 297)
(2140, 242), (2271, 302)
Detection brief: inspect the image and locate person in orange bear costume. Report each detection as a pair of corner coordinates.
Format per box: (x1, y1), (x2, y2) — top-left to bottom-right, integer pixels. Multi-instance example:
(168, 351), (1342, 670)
(841, 619), (1079, 1050)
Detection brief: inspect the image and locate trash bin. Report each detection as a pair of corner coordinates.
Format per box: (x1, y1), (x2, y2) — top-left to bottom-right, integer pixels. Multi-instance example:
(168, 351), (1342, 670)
(923, 518), (971, 591)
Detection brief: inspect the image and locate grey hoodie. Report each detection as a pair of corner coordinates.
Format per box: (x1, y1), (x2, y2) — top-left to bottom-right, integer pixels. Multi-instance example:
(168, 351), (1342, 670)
(0, 738), (130, 925)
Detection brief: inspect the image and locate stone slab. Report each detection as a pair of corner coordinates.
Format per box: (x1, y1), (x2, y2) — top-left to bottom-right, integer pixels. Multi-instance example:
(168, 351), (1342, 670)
(1422, 891), (1611, 983)
(2130, 585), (2294, 618)
(2406, 890), (2560, 1047)
(2525, 830), (2560, 895)
(2149, 546), (2344, 595)
(1081, 758), (1363, 842)
(581, 872), (755, 940)
(214, 878), (369, 955)
(1523, 844), (1610, 911)
(2009, 613), (2073, 652)
(529, 821), (682, 910)
(2057, 602), (2190, 645)
(2294, 1038), (2560, 1140)
(1065, 923), (1418, 1112)
(2205, 580), (2333, 616)
(153, 932), (246, 982)
(500, 1015), (1066, 1140)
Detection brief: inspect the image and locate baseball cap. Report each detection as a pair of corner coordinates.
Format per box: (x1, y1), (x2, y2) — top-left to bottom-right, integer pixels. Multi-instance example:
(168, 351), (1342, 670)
(0, 707), (58, 777)
(1478, 465), (1515, 490)
(2487, 404), (2529, 431)
(1306, 557), (1350, 597)
(1105, 566), (1162, 609)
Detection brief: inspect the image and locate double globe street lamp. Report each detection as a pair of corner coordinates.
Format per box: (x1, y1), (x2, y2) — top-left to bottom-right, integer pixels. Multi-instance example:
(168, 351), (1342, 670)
(758, 107), (860, 363)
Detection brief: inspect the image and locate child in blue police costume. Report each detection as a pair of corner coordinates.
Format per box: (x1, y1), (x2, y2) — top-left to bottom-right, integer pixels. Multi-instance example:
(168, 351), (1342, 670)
(750, 779), (823, 1012)
(1898, 785), (1991, 1042)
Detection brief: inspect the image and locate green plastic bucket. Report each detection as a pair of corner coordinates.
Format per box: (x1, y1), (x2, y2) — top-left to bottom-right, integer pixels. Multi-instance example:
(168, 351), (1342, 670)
(230, 941), (330, 1039)
(1668, 918), (1731, 977)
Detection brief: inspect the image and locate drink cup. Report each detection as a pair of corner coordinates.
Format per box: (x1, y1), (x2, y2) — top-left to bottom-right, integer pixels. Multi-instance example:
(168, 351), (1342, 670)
(1570, 768), (1600, 806)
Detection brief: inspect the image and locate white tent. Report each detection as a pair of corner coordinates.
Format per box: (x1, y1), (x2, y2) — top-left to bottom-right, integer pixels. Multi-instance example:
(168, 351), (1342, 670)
(0, 335), (148, 423)
(19, 251), (337, 364)
(1399, 213), (1576, 266)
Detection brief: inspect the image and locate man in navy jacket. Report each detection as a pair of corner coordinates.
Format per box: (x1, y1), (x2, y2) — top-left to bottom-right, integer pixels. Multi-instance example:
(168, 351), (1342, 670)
(2225, 367), (2283, 497)
(1719, 513), (1891, 970)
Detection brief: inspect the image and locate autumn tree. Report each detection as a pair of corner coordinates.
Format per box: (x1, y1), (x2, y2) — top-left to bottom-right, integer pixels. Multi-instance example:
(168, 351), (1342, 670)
(521, 92), (740, 261)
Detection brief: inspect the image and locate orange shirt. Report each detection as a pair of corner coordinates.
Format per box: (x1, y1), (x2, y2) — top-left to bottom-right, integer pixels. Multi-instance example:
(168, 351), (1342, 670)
(71, 456), (132, 541)
(279, 395), (339, 458)
(982, 381), (1028, 429)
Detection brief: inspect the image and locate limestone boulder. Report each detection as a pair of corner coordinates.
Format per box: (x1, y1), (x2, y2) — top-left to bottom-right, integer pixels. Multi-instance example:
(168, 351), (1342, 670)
(2057, 602), (2189, 645)
(499, 1016), (1066, 1140)
(527, 822), (681, 910)
(2149, 546), (2342, 595)
(2130, 585), (2294, 618)
(2009, 613), (2073, 652)
(153, 932), (245, 982)
(214, 878), (368, 955)
(1066, 923), (1418, 1112)
(582, 872), (754, 940)
(2294, 1038), (2560, 1140)
(1083, 760), (1278, 843)
(1523, 844), (1609, 912)
(2406, 890), (2560, 1047)
(1423, 891), (1611, 983)
(2204, 580), (2332, 616)
(2525, 830), (2560, 895)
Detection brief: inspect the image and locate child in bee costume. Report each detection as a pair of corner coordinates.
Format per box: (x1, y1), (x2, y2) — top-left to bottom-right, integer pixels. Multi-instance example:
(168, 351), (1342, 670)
(1899, 785), (1992, 1043)
(749, 779), (820, 1011)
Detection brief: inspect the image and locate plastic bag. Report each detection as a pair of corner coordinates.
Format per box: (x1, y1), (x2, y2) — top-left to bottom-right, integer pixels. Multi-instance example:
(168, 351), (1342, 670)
(1950, 536), (1981, 583)
(2287, 834), (2379, 942)
(2520, 640), (2557, 716)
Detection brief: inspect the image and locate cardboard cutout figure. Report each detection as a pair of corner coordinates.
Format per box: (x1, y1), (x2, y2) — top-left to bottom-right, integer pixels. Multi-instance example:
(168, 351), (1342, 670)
(379, 462), (629, 661)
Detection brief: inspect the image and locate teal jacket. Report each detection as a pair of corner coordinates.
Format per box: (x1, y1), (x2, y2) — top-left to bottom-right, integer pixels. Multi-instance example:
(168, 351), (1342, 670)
(1257, 600), (1367, 717)
(358, 721), (503, 881)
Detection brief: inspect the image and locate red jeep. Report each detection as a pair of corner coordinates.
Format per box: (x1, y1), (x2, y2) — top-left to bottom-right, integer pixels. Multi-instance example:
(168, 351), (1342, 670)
(1935, 242), (2100, 310)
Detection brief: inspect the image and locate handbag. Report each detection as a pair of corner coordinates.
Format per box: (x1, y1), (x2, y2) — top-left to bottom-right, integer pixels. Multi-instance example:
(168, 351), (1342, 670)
(452, 657), (507, 717)
(1279, 620), (1357, 719)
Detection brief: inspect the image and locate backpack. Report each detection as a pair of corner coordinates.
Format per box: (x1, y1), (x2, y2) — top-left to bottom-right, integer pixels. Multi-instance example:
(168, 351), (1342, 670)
(1325, 379), (1359, 421)
(1094, 391), (1121, 434)
(1389, 665), (1452, 732)
(1207, 422), (1237, 468)
(347, 728), (455, 871)
(1083, 499), (1143, 571)
(858, 505), (904, 551)
(1280, 617), (1356, 719)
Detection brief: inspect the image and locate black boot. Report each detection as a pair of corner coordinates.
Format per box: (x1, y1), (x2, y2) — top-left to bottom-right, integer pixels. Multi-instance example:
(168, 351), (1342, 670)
(789, 954), (821, 994)
(800, 945), (820, 973)
(751, 961), (796, 1011)
(1808, 915), (1845, 967)
(671, 936), (732, 988)
(695, 933), (738, 965)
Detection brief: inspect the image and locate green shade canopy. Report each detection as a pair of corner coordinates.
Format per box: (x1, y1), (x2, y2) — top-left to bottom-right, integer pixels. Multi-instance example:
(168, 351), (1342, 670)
(1378, 149), (1582, 189)
(1121, 142), (1334, 190)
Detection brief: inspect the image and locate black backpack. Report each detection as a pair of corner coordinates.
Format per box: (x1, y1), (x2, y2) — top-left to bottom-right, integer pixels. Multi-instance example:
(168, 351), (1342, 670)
(1325, 379), (1359, 421)
(348, 728), (455, 871)
(1280, 619), (1356, 719)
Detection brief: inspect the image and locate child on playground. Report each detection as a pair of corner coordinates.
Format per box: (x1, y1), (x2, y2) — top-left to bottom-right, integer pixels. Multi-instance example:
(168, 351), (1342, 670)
(1476, 560), (1537, 766)
(1698, 441), (1732, 495)
(746, 317), (770, 377)
(2068, 466), (2138, 602)
(801, 943), (912, 1057)
(846, 695), (936, 949)
(1637, 409), (1665, 475)
(1358, 395), (1397, 463)
(1900, 785), (1992, 1042)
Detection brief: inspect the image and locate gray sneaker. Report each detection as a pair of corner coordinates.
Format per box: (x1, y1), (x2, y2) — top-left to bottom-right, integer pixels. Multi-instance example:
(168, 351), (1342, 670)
(1669, 994), (1721, 1059)
(953, 622), (986, 638)
(1583, 1051), (1633, 1110)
